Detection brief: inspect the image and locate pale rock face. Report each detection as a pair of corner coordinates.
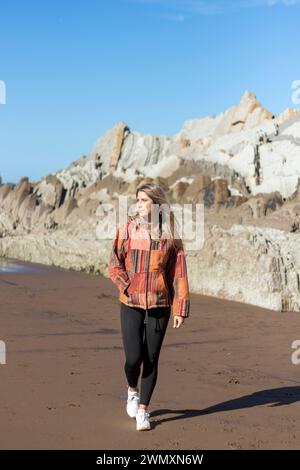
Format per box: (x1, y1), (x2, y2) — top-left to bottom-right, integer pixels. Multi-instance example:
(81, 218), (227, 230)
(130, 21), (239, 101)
(43, 91), (274, 195)
(141, 154), (182, 179)
(177, 115), (224, 142)
(90, 121), (127, 175)
(282, 121), (300, 139)
(177, 91), (272, 143)
(34, 175), (65, 209)
(187, 223), (300, 312)
(43, 90), (300, 201)
(117, 130), (172, 171)
(52, 158), (100, 195)
(250, 142), (300, 199)
(277, 108), (300, 124)
(211, 90), (272, 136)
(227, 144), (255, 179)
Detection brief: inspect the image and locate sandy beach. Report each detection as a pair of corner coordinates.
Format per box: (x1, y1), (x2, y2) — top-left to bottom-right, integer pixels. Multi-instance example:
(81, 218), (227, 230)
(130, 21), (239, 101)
(1, 257), (300, 450)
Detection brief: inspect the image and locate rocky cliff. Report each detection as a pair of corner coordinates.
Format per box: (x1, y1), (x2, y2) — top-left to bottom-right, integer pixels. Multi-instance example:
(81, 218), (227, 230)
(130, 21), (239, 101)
(1, 90), (300, 312)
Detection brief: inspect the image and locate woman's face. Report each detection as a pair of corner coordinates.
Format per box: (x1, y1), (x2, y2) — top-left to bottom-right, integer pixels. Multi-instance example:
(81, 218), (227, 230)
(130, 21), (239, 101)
(136, 191), (153, 219)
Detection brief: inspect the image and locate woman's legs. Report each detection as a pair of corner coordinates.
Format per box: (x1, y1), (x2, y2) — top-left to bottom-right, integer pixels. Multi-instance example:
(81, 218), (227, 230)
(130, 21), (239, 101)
(120, 303), (145, 389)
(139, 306), (171, 407)
(120, 303), (171, 409)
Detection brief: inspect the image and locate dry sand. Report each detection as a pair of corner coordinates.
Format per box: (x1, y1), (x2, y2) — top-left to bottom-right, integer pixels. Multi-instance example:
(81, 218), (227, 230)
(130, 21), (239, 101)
(1, 258), (300, 450)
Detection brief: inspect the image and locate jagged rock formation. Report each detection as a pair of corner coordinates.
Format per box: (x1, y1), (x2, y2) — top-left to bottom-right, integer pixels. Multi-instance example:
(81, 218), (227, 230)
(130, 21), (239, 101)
(1, 90), (300, 312)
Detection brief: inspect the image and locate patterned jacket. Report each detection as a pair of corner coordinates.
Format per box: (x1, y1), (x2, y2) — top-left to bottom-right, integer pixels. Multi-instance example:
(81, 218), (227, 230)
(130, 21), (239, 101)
(108, 215), (190, 319)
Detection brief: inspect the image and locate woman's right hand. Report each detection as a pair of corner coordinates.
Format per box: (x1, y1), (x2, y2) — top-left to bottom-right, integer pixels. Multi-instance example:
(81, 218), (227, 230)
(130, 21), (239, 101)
(173, 315), (185, 329)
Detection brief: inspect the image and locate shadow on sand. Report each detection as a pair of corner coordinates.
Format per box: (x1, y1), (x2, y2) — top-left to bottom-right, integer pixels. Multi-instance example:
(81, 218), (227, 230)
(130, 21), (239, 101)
(149, 386), (300, 429)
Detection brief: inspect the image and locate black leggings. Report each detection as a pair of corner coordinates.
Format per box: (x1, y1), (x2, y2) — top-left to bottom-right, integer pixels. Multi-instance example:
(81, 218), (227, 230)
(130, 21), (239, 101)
(120, 302), (171, 406)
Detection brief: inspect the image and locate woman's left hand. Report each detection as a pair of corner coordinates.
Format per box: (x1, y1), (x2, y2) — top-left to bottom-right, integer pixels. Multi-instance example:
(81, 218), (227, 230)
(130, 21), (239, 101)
(173, 315), (185, 329)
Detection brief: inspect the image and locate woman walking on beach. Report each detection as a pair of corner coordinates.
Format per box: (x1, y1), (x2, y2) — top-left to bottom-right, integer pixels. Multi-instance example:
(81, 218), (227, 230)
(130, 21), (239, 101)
(108, 183), (190, 431)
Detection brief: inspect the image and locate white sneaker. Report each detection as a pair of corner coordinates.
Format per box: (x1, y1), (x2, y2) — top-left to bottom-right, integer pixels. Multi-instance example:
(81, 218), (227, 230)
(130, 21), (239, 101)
(136, 408), (151, 431)
(126, 389), (140, 418)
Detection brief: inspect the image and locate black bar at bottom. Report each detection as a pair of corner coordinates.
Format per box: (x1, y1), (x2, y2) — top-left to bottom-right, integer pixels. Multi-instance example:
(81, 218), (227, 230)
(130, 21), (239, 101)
(0, 450), (299, 466)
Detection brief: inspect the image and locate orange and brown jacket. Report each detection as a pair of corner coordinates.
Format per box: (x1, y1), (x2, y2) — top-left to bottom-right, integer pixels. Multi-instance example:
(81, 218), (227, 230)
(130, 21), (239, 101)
(108, 215), (190, 319)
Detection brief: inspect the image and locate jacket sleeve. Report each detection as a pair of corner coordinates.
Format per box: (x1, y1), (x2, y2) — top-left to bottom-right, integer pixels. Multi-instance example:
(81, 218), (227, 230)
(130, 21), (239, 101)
(166, 240), (190, 318)
(108, 224), (131, 294)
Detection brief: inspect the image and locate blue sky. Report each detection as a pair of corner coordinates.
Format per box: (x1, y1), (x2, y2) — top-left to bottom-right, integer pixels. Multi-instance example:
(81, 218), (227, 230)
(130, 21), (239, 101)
(0, 0), (300, 184)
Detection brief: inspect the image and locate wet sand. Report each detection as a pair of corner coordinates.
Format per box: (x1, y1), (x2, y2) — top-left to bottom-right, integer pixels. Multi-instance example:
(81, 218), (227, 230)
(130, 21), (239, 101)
(1, 257), (300, 450)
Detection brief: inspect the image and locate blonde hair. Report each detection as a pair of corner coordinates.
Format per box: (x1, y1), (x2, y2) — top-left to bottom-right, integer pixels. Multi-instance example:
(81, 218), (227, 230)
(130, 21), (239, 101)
(132, 182), (182, 249)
